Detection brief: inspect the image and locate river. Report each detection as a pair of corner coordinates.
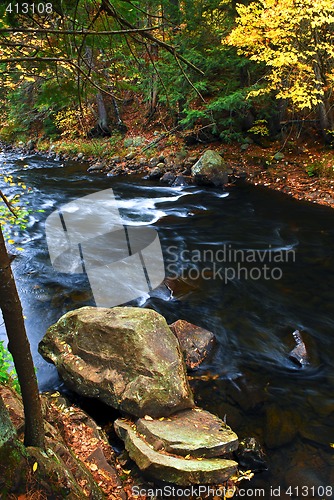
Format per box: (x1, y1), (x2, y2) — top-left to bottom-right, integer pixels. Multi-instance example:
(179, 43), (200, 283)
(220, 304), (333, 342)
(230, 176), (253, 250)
(0, 149), (333, 496)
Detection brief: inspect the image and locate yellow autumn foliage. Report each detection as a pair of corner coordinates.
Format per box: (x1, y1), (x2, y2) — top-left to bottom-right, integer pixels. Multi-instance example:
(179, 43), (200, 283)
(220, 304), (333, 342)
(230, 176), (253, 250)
(225, 0), (334, 110)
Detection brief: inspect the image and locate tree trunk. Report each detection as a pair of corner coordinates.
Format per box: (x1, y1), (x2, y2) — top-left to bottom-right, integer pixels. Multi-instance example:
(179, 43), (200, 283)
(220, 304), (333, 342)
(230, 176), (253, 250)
(96, 91), (111, 135)
(0, 224), (44, 449)
(111, 96), (127, 133)
(313, 61), (333, 143)
(147, 43), (159, 118)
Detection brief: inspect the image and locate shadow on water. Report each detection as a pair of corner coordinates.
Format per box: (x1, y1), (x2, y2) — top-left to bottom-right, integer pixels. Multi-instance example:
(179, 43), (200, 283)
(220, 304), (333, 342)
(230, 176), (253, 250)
(0, 150), (333, 493)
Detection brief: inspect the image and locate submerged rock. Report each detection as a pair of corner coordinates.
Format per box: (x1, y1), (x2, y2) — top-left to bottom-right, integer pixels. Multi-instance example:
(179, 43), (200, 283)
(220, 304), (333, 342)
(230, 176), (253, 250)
(160, 172), (176, 185)
(289, 330), (309, 367)
(235, 437), (268, 472)
(148, 166), (163, 179)
(171, 174), (192, 187)
(39, 306), (194, 417)
(135, 408), (238, 458)
(191, 150), (230, 186)
(87, 162), (105, 173)
(169, 319), (215, 369)
(114, 419), (237, 485)
(264, 404), (301, 449)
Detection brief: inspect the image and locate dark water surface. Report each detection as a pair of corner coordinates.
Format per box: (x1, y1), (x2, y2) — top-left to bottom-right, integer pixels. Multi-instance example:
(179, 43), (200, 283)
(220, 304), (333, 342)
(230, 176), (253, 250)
(0, 150), (333, 496)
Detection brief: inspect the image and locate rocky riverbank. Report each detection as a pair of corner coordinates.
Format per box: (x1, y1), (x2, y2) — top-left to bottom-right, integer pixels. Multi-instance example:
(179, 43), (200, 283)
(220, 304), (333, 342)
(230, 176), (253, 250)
(38, 307), (240, 488)
(0, 307), (246, 498)
(2, 136), (334, 208)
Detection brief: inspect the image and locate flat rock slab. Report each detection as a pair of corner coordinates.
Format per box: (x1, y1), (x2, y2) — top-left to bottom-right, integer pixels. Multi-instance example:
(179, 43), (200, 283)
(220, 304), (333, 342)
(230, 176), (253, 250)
(114, 419), (237, 486)
(169, 320), (215, 369)
(136, 408), (238, 458)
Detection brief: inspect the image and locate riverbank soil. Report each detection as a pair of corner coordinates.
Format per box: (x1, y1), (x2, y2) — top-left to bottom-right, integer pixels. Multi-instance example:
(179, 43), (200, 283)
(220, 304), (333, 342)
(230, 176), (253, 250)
(229, 140), (334, 208)
(0, 384), (145, 499)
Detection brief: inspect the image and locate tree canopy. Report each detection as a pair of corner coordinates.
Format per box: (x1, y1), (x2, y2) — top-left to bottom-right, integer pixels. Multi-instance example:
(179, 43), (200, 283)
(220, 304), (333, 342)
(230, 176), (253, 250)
(0, 0), (333, 142)
(226, 0), (334, 138)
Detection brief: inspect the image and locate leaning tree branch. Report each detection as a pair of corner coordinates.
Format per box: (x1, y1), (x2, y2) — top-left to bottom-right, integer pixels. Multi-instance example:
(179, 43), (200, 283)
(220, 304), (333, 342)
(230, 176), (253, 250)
(0, 27), (160, 36)
(174, 55), (206, 102)
(0, 57), (122, 100)
(0, 191), (17, 218)
(101, 0), (204, 75)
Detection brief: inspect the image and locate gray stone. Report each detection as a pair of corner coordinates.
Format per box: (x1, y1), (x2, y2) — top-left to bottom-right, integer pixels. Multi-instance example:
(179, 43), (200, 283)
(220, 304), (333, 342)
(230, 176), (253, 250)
(235, 437), (267, 472)
(191, 150), (229, 186)
(171, 175), (191, 187)
(39, 307), (194, 418)
(110, 156), (121, 163)
(149, 157), (160, 167)
(289, 330), (309, 367)
(77, 152), (84, 160)
(125, 152), (136, 161)
(135, 408), (238, 458)
(160, 172), (176, 185)
(274, 152), (285, 161)
(26, 139), (36, 151)
(114, 419), (237, 485)
(87, 162), (105, 172)
(156, 162), (165, 169)
(148, 166), (162, 179)
(169, 320), (215, 369)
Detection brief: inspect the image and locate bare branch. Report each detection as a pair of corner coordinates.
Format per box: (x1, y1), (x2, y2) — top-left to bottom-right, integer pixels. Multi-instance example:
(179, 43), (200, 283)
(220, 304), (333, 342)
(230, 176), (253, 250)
(174, 55), (206, 102)
(0, 27), (160, 36)
(101, 0), (204, 75)
(0, 57), (122, 100)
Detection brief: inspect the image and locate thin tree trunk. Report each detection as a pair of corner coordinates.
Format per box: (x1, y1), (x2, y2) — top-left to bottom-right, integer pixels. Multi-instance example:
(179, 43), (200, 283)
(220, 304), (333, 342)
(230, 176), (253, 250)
(146, 43), (159, 118)
(313, 60), (332, 142)
(111, 96), (127, 132)
(96, 91), (111, 135)
(0, 224), (44, 449)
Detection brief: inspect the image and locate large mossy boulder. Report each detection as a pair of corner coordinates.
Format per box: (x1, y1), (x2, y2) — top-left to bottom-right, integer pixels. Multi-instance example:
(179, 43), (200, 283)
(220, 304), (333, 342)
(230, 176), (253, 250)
(191, 150), (230, 186)
(39, 307), (194, 418)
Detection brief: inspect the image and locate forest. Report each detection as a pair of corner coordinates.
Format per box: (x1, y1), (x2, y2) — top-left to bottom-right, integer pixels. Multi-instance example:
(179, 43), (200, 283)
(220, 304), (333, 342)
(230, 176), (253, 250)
(0, 0), (333, 147)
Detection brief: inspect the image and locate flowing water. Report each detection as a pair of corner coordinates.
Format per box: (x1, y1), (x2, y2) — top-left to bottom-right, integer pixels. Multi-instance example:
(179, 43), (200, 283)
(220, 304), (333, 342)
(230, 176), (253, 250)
(0, 149), (333, 496)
